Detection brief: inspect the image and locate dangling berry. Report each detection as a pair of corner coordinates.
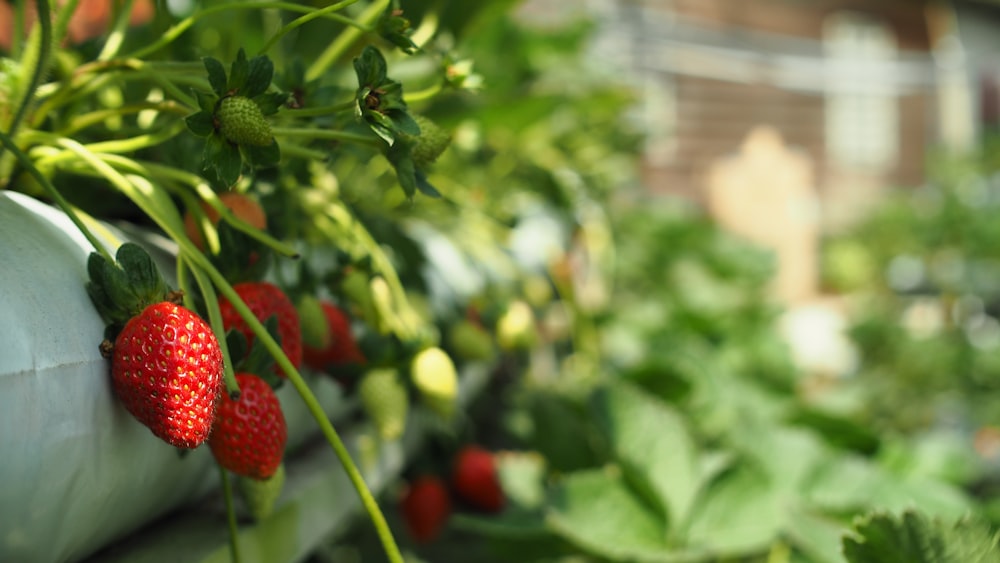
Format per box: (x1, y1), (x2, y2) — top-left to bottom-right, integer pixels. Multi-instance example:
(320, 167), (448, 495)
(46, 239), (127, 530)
(209, 372), (287, 480)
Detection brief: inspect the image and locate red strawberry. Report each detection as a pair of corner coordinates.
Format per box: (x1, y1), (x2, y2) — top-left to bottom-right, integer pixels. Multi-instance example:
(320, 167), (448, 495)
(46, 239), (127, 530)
(112, 302), (224, 448)
(303, 300), (366, 371)
(87, 243), (224, 449)
(209, 372), (287, 480)
(219, 281), (302, 377)
(400, 475), (451, 544)
(451, 446), (504, 512)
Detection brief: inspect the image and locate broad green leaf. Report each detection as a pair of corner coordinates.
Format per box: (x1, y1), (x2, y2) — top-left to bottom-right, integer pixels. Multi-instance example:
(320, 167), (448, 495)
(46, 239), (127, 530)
(451, 509), (549, 539)
(496, 451), (547, 510)
(784, 506), (849, 563)
(592, 382), (698, 527)
(546, 468), (705, 562)
(353, 45), (387, 87)
(842, 510), (1000, 563)
(803, 453), (885, 513)
(684, 463), (784, 556)
(525, 392), (601, 473)
(244, 140), (280, 168)
(203, 56), (227, 95)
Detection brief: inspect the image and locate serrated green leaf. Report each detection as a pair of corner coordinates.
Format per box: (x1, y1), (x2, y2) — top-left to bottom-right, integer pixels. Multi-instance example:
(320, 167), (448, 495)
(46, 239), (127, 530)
(228, 48), (250, 94)
(203, 56), (227, 95)
(117, 242), (168, 301)
(592, 382), (699, 527)
(843, 510), (1000, 563)
(253, 91), (288, 116)
(243, 139), (280, 168)
(244, 55), (274, 98)
(216, 141), (242, 187)
(185, 111), (215, 137)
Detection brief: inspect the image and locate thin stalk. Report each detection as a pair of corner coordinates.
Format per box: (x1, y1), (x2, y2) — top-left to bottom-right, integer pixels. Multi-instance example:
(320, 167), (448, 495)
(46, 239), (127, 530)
(403, 82), (443, 104)
(3, 0), (52, 156)
(186, 255), (241, 397)
(58, 101), (190, 136)
(126, 1), (365, 60)
(307, 0), (389, 81)
(0, 129), (111, 261)
(271, 127), (381, 148)
(97, 0), (137, 61)
(219, 467), (243, 563)
(257, 0), (365, 56)
(281, 99), (355, 118)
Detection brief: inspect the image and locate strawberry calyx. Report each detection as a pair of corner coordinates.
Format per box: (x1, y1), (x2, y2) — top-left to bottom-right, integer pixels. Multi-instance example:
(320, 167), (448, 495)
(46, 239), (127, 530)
(86, 242), (174, 341)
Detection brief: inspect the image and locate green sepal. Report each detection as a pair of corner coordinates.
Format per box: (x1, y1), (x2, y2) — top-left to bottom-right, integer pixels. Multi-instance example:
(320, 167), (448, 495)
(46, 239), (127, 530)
(216, 141), (243, 187)
(227, 48), (250, 94)
(85, 243), (173, 340)
(385, 139), (416, 199)
(194, 89), (218, 113)
(244, 55), (274, 99)
(253, 91), (288, 116)
(239, 464), (285, 521)
(392, 109), (421, 136)
(185, 110), (215, 137)
(225, 329), (250, 368)
(367, 111), (398, 146)
(376, 7), (419, 54)
(203, 56), (228, 96)
(414, 170), (441, 198)
(243, 140), (280, 168)
(353, 46), (387, 89)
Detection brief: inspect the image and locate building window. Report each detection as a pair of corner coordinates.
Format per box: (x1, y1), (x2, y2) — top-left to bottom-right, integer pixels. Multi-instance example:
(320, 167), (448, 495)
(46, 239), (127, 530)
(823, 11), (899, 170)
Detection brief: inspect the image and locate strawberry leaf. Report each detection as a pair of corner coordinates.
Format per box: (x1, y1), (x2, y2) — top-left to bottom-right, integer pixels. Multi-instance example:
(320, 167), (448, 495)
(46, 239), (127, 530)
(216, 141), (243, 187)
(843, 510), (1000, 563)
(353, 46), (387, 88)
(194, 89), (218, 114)
(203, 56), (228, 96)
(243, 139), (281, 168)
(253, 91), (289, 116)
(376, 7), (419, 54)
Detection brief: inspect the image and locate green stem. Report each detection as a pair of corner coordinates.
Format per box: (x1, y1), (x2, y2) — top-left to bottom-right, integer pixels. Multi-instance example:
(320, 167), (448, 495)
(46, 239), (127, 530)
(271, 127), (381, 148)
(97, 0), (137, 61)
(55, 141), (402, 563)
(126, 1), (366, 60)
(280, 142), (331, 162)
(0, 129), (112, 261)
(186, 255), (241, 397)
(257, 0), (366, 56)
(307, 0), (389, 81)
(403, 82), (443, 104)
(281, 99), (355, 118)
(58, 101), (190, 136)
(219, 467), (243, 563)
(3, 0), (52, 156)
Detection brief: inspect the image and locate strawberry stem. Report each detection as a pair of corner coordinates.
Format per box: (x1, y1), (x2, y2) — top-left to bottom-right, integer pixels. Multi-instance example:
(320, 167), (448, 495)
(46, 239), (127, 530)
(257, 0), (365, 56)
(219, 466), (243, 563)
(0, 129), (113, 262)
(185, 256), (242, 397)
(306, 0), (388, 81)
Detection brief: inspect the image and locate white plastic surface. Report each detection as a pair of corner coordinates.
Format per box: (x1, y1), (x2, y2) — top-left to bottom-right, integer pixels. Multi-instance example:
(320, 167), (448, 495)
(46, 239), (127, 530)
(0, 191), (344, 563)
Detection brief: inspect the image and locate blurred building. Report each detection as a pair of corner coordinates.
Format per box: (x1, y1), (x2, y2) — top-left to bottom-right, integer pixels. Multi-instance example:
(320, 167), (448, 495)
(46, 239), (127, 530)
(521, 0), (1000, 231)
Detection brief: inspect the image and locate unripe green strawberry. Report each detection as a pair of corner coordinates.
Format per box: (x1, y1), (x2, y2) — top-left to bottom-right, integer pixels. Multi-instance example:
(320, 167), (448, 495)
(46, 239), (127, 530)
(410, 115), (451, 167)
(496, 300), (537, 351)
(358, 368), (408, 440)
(217, 95), (272, 146)
(239, 463), (285, 521)
(298, 295), (330, 350)
(447, 319), (495, 362)
(410, 346), (458, 419)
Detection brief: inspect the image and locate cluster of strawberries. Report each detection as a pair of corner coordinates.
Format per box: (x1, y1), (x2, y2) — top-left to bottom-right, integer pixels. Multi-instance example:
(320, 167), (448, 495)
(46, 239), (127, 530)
(400, 445), (505, 544)
(87, 192), (368, 517)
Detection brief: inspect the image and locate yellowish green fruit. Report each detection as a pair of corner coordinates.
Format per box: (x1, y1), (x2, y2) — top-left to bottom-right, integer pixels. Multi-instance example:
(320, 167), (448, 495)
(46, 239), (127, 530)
(448, 320), (495, 362)
(410, 346), (458, 419)
(496, 300), (537, 351)
(239, 464), (285, 521)
(359, 368), (408, 440)
(410, 115), (451, 167)
(297, 294), (330, 350)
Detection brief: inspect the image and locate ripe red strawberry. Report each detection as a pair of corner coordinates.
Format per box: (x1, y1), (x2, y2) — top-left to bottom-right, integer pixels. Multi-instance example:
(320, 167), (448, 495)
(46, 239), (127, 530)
(303, 300), (366, 371)
(112, 301), (224, 448)
(451, 446), (504, 512)
(219, 282), (302, 377)
(209, 372), (287, 480)
(400, 475), (451, 544)
(87, 243), (224, 449)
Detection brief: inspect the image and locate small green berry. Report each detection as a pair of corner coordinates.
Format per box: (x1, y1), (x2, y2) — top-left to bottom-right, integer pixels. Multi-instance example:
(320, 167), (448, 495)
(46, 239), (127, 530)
(217, 96), (273, 146)
(359, 368), (409, 441)
(410, 115), (451, 167)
